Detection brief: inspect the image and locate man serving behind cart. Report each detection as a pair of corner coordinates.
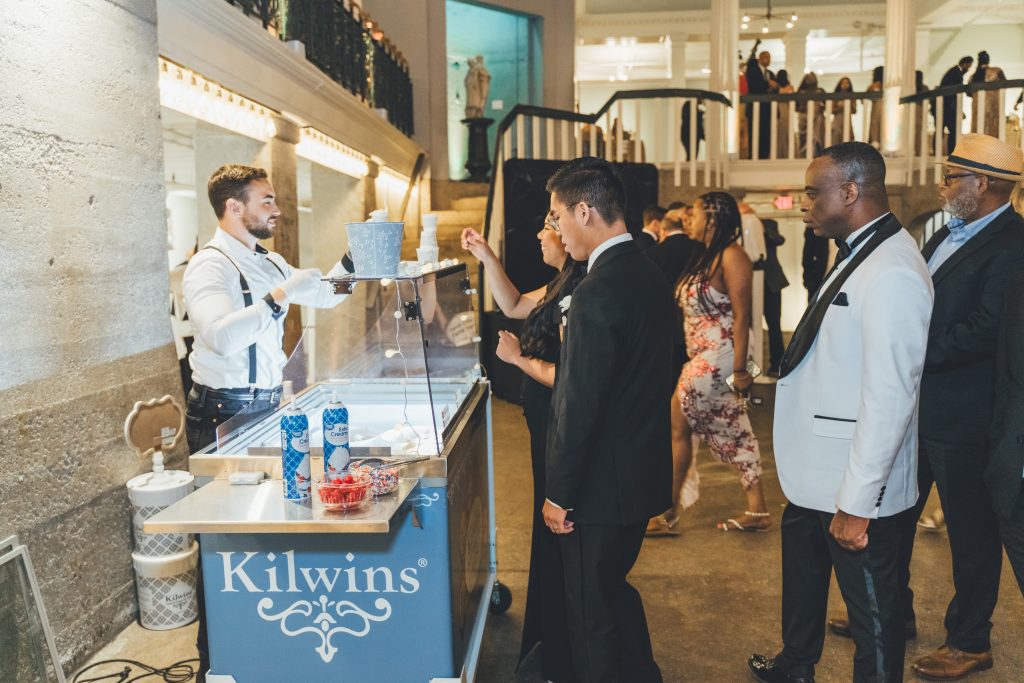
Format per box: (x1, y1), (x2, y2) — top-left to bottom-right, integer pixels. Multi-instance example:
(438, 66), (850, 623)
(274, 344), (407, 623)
(182, 164), (354, 681)
(183, 163), (354, 453)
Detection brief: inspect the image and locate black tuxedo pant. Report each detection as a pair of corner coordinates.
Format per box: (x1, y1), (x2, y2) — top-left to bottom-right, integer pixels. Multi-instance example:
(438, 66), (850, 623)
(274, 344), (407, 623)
(901, 438), (1003, 651)
(777, 503), (909, 682)
(559, 522), (662, 683)
(997, 479), (1024, 598)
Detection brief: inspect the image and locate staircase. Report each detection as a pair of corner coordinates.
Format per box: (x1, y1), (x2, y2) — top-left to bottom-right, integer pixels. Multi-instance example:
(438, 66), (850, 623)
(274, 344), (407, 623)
(431, 195), (487, 290)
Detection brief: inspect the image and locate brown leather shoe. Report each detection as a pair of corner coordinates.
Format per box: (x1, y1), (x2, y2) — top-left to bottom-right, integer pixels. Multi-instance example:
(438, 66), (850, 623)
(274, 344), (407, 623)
(911, 645), (993, 680)
(827, 616), (916, 639)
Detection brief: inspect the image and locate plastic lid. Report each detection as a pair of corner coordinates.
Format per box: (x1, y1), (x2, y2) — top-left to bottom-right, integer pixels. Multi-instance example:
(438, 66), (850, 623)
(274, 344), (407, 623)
(132, 542), (199, 577)
(126, 469), (195, 493)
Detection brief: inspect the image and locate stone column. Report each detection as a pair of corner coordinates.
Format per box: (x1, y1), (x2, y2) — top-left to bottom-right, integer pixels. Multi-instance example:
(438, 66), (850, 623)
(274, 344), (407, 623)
(782, 29), (808, 81)
(256, 115), (302, 354)
(709, 0), (740, 156)
(882, 0), (916, 154)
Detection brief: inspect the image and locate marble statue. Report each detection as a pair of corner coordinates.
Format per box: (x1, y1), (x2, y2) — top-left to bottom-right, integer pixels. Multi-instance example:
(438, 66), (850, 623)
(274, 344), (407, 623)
(464, 55), (491, 119)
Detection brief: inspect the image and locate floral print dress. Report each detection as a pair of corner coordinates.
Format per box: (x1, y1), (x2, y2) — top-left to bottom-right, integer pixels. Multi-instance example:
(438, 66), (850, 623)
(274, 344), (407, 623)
(677, 279), (762, 489)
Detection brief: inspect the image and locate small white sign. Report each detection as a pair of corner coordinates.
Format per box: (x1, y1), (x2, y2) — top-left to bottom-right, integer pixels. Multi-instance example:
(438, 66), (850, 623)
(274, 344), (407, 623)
(491, 100), (504, 110)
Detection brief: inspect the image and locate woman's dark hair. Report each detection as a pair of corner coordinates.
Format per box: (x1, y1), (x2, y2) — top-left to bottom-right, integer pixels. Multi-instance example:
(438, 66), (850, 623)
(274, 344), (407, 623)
(872, 66), (884, 83)
(798, 72), (818, 91)
(834, 77), (853, 93)
(519, 258), (587, 359)
(776, 69), (791, 89)
(679, 191), (743, 315)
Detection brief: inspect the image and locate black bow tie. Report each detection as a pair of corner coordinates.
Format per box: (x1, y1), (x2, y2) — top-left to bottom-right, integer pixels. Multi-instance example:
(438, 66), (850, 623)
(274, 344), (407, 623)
(834, 238), (852, 261)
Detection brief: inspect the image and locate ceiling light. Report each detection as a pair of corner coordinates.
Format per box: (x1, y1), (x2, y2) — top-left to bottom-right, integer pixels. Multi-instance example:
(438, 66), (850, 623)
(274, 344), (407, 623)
(741, 22), (749, 30)
(295, 127), (370, 178)
(742, 14), (750, 22)
(786, 21), (794, 28)
(791, 14), (798, 21)
(762, 25), (769, 34)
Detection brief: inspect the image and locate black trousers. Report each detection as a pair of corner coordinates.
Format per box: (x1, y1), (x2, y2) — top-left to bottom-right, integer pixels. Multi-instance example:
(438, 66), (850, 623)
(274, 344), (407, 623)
(997, 479), (1024, 598)
(185, 385), (280, 681)
(925, 438), (1002, 652)
(560, 522), (662, 683)
(764, 287), (784, 370)
(777, 503), (909, 683)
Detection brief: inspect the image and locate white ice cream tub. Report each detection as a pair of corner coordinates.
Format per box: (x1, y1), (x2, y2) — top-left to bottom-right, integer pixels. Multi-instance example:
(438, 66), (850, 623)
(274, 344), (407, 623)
(132, 542), (199, 630)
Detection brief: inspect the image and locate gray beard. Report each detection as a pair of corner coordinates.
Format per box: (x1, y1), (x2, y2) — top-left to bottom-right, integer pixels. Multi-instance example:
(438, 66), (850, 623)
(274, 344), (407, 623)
(942, 192), (978, 220)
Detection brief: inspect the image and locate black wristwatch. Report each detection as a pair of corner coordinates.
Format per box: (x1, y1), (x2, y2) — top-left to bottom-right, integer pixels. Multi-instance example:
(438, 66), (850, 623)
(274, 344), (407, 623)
(263, 293), (284, 319)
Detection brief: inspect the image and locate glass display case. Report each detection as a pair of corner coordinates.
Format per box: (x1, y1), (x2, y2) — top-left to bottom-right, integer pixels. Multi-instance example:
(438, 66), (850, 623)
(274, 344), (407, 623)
(200, 262), (482, 458)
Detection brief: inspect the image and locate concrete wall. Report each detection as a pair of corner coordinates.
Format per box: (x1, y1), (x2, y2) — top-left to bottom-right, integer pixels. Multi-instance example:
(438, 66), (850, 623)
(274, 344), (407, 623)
(0, 0), (184, 674)
(360, 0), (576, 181)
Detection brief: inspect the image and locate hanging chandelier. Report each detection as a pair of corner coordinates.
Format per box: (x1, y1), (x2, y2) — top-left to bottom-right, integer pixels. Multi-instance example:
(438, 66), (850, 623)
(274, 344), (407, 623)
(741, 0), (799, 34)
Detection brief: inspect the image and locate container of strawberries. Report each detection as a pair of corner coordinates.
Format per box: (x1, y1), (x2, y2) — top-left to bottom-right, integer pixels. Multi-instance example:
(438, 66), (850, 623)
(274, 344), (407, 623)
(317, 473), (371, 511)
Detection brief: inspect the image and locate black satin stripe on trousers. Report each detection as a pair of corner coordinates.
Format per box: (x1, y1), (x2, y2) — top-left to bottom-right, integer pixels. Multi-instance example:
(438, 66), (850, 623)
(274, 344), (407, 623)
(777, 503), (909, 683)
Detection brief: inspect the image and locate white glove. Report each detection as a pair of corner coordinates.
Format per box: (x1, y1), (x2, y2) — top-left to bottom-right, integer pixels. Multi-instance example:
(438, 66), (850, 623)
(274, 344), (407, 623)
(278, 268), (322, 302)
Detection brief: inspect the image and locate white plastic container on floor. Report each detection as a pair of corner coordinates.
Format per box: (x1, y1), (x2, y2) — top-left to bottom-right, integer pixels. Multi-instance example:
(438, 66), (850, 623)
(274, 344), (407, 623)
(127, 469), (194, 556)
(132, 542), (199, 630)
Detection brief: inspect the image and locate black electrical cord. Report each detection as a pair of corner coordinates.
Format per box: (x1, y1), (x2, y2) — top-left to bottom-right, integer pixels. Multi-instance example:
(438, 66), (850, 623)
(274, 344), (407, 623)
(72, 658), (199, 683)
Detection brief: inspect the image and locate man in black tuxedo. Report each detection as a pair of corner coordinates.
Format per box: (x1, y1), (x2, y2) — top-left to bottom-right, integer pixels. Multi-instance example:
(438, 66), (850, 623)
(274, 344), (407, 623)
(986, 270), (1024, 598)
(761, 218), (789, 375)
(746, 44), (777, 160)
(824, 134), (1024, 681)
(939, 56), (973, 154)
(680, 98), (705, 161)
(542, 157), (673, 683)
(635, 205), (666, 250)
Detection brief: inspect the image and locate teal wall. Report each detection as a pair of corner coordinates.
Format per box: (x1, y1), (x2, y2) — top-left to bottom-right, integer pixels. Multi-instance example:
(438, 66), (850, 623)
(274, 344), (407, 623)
(446, 0), (542, 180)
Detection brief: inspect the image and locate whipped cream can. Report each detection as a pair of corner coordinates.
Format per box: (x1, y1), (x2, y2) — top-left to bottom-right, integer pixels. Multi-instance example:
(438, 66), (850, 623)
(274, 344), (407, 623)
(322, 400), (350, 478)
(280, 405), (311, 499)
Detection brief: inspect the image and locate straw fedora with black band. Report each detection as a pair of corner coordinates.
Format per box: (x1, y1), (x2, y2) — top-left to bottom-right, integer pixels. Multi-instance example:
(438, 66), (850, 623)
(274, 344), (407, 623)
(945, 133), (1024, 182)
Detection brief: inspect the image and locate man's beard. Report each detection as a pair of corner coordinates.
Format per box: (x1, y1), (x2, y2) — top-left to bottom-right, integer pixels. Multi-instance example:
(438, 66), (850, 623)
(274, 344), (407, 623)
(244, 213), (274, 240)
(942, 190), (979, 220)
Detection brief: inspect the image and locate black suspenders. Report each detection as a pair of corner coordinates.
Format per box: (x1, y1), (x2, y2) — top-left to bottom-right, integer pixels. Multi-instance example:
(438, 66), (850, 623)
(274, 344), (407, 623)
(202, 245), (286, 390)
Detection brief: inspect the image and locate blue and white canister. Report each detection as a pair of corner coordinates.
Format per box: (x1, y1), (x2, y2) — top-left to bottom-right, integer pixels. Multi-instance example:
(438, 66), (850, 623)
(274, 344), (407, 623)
(280, 404), (311, 500)
(322, 399), (350, 478)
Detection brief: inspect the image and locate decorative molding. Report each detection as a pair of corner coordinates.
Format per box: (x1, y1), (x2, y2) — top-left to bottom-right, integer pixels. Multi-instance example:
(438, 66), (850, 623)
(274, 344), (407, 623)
(157, 0), (422, 177)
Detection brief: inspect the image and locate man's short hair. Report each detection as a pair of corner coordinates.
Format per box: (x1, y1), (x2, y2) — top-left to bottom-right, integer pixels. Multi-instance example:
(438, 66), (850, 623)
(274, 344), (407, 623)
(820, 141), (887, 197)
(545, 157), (626, 224)
(208, 164), (269, 219)
(643, 205), (667, 225)
(959, 55), (974, 67)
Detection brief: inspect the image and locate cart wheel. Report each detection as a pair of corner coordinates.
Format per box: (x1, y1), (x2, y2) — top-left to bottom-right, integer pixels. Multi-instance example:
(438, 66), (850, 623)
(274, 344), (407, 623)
(489, 581), (512, 614)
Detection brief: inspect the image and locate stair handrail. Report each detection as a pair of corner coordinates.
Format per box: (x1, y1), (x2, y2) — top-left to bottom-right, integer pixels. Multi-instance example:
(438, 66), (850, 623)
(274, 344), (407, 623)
(481, 88), (730, 241)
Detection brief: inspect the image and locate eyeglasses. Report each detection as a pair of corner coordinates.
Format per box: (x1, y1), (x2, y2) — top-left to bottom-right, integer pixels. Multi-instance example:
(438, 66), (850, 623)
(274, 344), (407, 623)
(941, 172), (980, 186)
(544, 203), (583, 233)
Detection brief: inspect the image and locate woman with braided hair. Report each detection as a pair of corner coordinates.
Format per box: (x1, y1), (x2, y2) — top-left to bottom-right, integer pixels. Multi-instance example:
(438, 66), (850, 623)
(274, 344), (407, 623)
(677, 191), (770, 531)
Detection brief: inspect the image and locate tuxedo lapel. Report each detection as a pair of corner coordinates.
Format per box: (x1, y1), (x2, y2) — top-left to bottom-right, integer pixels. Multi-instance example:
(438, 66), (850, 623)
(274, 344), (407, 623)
(930, 207), (1015, 286)
(920, 225), (950, 262)
(780, 216), (904, 378)
(589, 239), (636, 275)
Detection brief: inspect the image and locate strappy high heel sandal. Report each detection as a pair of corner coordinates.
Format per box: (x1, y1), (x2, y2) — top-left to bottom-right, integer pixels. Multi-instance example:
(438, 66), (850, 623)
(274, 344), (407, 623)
(717, 511), (771, 532)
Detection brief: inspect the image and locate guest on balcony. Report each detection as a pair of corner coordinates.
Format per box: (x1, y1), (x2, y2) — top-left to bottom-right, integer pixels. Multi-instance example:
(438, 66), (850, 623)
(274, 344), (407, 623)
(940, 56), (975, 153)
(746, 41), (777, 160)
(776, 70), (795, 158)
(831, 77), (857, 145)
(970, 51), (1007, 138)
(867, 66), (883, 148)
(796, 73), (825, 158)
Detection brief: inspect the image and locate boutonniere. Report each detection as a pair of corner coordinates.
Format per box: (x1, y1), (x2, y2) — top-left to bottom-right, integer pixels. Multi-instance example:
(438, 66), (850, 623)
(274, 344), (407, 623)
(559, 295), (572, 326)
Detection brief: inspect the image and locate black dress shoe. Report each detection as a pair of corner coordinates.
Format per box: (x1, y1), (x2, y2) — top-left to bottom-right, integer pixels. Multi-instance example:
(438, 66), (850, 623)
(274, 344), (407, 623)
(748, 654), (815, 683)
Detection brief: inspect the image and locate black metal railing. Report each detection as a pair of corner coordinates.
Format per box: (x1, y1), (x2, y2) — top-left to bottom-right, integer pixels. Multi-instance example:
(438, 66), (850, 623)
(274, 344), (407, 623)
(225, 0), (413, 136)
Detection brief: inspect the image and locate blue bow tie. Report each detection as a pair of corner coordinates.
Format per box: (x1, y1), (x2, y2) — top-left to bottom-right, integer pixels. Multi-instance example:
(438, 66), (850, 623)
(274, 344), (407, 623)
(946, 217), (968, 244)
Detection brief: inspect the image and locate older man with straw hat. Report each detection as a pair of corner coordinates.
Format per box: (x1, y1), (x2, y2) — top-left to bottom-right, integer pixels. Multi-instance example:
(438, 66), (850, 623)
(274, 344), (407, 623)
(826, 133), (1024, 681)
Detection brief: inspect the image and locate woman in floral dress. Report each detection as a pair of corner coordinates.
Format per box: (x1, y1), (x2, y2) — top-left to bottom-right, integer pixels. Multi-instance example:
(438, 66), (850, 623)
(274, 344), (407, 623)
(677, 192), (770, 531)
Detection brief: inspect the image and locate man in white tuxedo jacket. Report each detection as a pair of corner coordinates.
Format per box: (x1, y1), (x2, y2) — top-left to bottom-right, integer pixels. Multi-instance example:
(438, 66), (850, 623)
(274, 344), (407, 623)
(749, 142), (934, 683)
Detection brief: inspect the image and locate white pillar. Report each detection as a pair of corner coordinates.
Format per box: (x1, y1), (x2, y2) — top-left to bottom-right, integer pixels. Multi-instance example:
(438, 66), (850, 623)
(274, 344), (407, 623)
(882, 0), (916, 154)
(710, 0), (739, 156)
(782, 29), (808, 81)
(669, 32), (687, 87)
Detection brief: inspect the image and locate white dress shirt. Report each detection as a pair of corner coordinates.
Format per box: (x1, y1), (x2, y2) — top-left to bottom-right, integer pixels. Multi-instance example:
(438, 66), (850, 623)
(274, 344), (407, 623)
(183, 228), (350, 389)
(816, 212), (890, 299)
(587, 232), (634, 272)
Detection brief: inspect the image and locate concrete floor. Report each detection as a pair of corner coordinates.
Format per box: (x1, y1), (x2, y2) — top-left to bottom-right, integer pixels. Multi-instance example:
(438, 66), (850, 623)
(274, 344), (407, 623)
(76, 389), (1024, 682)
